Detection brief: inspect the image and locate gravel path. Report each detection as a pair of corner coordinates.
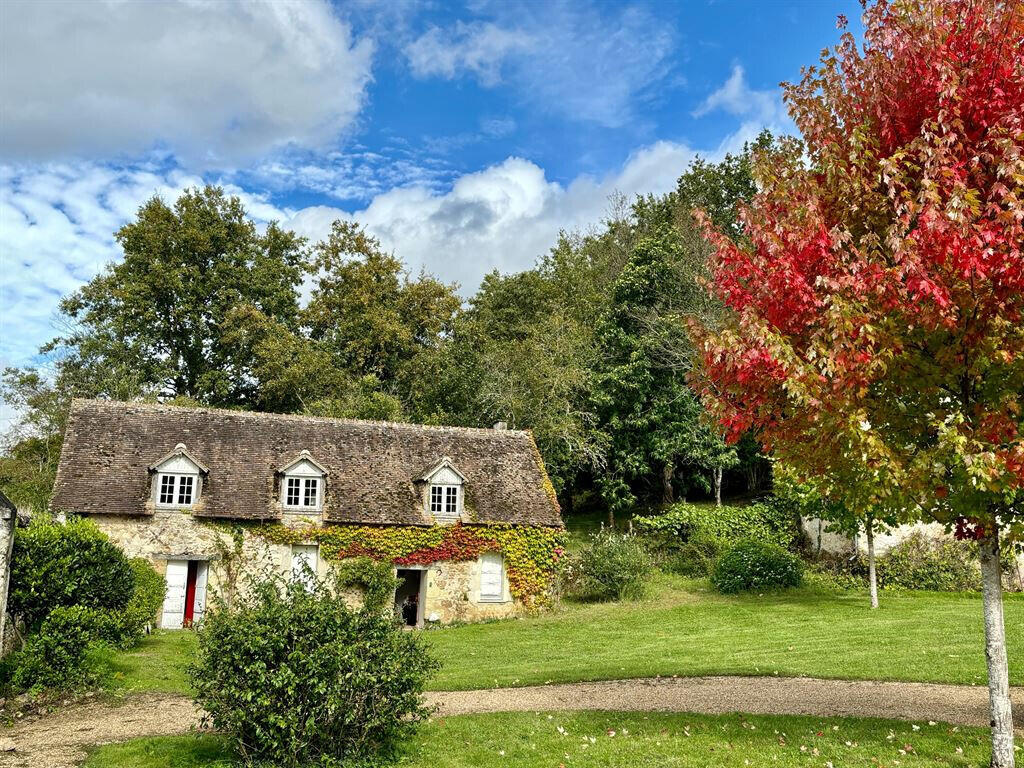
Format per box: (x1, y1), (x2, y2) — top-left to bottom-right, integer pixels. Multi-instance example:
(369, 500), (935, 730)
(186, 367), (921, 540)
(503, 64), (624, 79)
(2, 678), (1022, 767)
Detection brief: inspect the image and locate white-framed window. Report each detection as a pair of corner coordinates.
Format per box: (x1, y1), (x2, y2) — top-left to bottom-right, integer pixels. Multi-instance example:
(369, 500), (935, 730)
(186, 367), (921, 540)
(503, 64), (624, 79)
(429, 484), (459, 516)
(284, 476), (321, 510)
(279, 455), (325, 512)
(155, 473), (199, 507)
(479, 552), (505, 602)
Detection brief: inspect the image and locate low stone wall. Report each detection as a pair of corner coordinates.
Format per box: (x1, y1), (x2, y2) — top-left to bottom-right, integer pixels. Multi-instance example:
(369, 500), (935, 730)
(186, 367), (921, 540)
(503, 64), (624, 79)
(802, 517), (948, 557)
(91, 512), (520, 626)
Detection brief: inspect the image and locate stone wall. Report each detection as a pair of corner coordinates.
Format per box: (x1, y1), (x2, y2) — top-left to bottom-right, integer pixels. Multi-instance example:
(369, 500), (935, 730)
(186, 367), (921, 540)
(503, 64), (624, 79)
(91, 512), (521, 626)
(802, 517), (948, 556)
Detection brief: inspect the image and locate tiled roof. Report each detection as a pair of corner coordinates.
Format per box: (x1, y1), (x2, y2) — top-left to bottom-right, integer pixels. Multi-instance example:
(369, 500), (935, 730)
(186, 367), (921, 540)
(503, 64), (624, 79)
(51, 399), (562, 527)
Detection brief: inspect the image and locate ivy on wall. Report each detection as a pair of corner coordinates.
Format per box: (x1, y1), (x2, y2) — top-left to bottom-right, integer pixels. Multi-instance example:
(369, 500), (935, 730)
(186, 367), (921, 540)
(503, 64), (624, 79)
(248, 522), (566, 606)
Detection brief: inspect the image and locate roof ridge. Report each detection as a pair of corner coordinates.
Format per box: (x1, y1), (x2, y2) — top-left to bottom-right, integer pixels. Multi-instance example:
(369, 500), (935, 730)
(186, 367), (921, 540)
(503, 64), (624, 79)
(69, 398), (529, 438)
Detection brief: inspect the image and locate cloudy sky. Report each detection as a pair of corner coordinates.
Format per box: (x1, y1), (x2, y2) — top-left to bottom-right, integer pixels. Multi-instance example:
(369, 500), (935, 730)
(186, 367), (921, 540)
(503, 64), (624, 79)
(0, 0), (860, 395)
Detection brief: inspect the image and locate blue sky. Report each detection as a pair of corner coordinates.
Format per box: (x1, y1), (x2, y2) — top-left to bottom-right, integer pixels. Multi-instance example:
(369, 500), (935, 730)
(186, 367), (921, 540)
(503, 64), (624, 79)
(0, 0), (862, 422)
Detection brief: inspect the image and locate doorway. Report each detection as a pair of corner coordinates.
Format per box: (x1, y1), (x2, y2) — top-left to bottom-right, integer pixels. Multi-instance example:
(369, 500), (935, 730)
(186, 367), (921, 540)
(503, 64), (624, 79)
(394, 568), (426, 628)
(161, 559), (209, 629)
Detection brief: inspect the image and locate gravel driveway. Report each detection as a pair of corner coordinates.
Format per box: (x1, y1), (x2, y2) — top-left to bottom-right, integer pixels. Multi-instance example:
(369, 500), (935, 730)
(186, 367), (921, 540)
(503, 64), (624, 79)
(2, 677), (1022, 767)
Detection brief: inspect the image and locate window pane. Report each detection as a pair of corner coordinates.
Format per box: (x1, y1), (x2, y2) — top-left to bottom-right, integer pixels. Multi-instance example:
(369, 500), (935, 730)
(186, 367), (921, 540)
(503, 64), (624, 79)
(286, 477), (300, 507)
(304, 478), (318, 507)
(445, 486), (458, 514)
(430, 485), (443, 513)
(177, 475), (194, 505)
(159, 475), (175, 505)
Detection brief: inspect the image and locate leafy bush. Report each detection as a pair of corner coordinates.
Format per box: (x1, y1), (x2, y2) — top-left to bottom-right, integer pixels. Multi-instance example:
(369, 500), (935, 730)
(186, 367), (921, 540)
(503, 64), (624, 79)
(712, 539), (804, 594)
(662, 530), (727, 577)
(97, 558), (165, 648)
(805, 534), (990, 593)
(190, 574), (438, 768)
(877, 532), (980, 592)
(7, 605), (107, 692)
(635, 501), (797, 551)
(576, 530), (652, 601)
(9, 518), (135, 631)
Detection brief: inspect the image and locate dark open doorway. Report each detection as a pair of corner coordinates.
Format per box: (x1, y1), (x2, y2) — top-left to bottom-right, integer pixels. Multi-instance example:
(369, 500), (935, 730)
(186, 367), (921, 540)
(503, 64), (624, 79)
(394, 569), (425, 627)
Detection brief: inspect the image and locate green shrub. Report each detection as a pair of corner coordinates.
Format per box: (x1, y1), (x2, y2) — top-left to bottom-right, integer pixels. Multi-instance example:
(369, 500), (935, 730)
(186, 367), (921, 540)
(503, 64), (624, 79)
(712, 539), (804, 594)
(190, 574), (438, 768)
(99, 559), (165, 648)
(634, 501), (797, 551)
(877, 533), (980, 592)
(8, 605), (107, 692)
(577, 530), (652, 601)
(662, 530), (727, 577)
(9, 518), (135, 631)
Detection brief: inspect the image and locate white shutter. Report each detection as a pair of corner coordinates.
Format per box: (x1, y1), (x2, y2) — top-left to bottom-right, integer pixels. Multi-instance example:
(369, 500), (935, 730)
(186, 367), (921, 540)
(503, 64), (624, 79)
(192, 561), (209, 624)
(291, 545), (319, 589)
(161, 560), (188, 629)
(479, 552), (504, 602)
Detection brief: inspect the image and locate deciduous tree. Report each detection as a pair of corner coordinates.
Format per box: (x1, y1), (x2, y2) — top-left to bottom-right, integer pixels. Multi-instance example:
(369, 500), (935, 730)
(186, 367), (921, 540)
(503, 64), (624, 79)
(692, 2), (1023, 763)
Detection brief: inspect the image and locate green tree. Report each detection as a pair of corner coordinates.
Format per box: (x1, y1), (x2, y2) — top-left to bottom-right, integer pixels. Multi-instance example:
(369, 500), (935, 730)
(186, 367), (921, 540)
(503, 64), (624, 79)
(49, 186), (307, 406)
(304, 221), (460, 385)
(591, 223), (726, 522)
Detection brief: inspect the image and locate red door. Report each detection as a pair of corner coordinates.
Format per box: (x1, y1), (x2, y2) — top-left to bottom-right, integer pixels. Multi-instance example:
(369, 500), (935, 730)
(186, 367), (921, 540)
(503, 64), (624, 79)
(183, 561), (199, 627)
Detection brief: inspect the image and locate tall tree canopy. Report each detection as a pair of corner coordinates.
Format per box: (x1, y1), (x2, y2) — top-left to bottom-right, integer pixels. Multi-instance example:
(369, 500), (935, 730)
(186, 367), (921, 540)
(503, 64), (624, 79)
(50, 187), (307, 406)
(692, 1), (1023, 763)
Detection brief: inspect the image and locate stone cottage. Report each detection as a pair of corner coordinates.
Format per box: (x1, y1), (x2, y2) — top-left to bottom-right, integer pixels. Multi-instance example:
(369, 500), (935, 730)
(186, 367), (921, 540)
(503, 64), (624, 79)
(51, 399), (564, 629)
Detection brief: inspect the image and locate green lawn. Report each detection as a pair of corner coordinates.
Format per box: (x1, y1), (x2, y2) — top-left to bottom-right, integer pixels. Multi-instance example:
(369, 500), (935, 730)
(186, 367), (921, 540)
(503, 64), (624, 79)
(107, 576), (1023, 695)
(83, 711), (994, 768)
(102, 630), (198, 695)
(425, 575), (1024, 690)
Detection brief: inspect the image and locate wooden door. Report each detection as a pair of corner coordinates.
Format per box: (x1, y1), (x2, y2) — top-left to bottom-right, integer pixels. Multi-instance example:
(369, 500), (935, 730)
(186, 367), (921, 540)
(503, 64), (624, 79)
(161, 560), (188, 629)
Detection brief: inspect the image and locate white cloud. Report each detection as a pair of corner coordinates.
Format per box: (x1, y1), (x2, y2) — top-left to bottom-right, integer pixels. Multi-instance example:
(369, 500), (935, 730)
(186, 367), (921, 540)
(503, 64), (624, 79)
(404, 4), (676, 127)
(0, 0), (374, 165)
(1, 142), (697, 375)
(0, 161), (289, 368)
(692, 65), (793, 155)
(287, 141), (697, 294)
(405, 22), (532, 86)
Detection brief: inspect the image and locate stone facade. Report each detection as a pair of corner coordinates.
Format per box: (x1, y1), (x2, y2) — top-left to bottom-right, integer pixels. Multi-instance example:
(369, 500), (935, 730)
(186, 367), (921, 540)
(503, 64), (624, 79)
(91, 510), (520, 627)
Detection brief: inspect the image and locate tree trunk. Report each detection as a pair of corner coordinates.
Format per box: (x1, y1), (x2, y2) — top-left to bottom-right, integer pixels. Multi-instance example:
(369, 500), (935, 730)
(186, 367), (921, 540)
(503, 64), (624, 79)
(661, 463), (674, 505)
(607, 508), (615, 529)
(865, 516), (879, 610)
(713, 467), (723, 507)
(979, 528), (1016, 768)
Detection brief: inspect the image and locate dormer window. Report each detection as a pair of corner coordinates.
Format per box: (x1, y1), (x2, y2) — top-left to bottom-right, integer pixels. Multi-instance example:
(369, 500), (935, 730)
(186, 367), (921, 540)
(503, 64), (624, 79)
(149, 443), (208, 509)
(429, 484), (459, 517)
(420, 457), (466, 523)
(279, 451), (327, 512)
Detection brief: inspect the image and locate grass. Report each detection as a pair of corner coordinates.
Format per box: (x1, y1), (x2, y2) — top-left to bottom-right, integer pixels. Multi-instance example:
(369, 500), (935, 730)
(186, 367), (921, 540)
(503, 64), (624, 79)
(83, 711), (995, 767)
(101, 630), (197, 695)
(425, 573), (1023, 690)
(106, 574), (1023, 695)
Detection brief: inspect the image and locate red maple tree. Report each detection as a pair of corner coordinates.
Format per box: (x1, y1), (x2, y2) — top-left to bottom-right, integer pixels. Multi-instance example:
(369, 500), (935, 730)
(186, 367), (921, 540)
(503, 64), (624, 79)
(692, 2), (1023, 765)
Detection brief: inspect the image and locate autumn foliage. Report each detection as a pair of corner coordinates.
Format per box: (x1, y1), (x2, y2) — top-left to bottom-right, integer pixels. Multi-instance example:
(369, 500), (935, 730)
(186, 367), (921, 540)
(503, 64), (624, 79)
(693, 0), (1024, 536)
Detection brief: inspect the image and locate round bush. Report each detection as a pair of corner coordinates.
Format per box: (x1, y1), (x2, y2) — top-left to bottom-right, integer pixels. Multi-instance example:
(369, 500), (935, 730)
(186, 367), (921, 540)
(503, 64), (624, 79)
(190, 574), (439, 768)
(9, 518), (135, 631)
(8, 605), (107, 692)
(577, 530), (652, 601)
(712, 538), (804, 594)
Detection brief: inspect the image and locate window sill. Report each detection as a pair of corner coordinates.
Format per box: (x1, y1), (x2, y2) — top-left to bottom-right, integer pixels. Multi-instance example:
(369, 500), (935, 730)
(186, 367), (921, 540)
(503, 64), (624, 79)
(478, 596), (507, 604)
(282, 507), (323, 514)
